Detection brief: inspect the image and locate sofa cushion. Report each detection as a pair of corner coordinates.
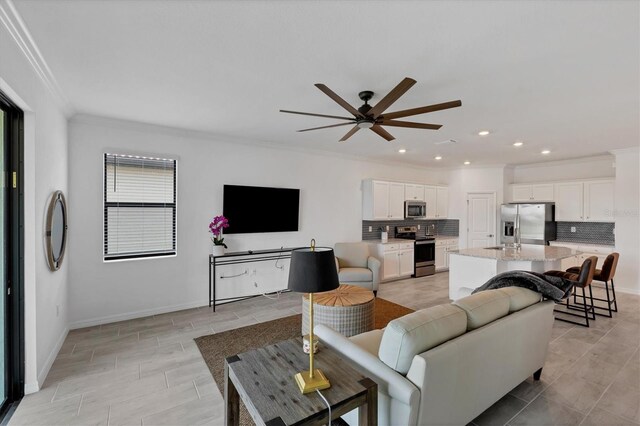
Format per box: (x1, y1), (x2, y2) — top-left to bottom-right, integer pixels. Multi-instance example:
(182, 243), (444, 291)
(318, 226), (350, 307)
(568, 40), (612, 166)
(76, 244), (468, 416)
(334, 243), (369, 268)
(453, 289), (510, 331)
(339, 267), (373, 282)
(349, 329), (384, 356)
(378, 304), (467, 374)
(496, 287), (541, 313)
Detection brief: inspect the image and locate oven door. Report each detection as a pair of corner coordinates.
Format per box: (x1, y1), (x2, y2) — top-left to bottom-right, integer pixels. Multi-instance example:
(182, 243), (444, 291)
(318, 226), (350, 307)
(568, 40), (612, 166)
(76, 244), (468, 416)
(405, 201), (426, 219)
(414, 240), (435, 277)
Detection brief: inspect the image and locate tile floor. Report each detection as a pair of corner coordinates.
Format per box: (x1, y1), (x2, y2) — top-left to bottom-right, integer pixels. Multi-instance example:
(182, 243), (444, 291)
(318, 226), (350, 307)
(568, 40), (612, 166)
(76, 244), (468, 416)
(8, 273), (640, 425)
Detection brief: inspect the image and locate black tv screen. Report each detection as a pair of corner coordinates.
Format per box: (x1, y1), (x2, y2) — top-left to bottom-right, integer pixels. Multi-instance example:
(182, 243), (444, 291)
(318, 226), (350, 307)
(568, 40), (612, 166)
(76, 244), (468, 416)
(223, 185), (300, 234)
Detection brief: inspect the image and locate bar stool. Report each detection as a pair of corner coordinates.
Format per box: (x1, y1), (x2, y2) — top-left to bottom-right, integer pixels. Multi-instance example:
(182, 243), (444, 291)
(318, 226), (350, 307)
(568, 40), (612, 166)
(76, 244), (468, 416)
(566, 253), (619, 318)
(544, 256), (598, 327)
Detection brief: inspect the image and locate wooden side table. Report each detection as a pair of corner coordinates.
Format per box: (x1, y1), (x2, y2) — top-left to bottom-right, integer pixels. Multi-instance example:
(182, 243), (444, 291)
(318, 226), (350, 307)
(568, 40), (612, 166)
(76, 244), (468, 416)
(225, 338), (377, 425)
(302, 284), (375, 337)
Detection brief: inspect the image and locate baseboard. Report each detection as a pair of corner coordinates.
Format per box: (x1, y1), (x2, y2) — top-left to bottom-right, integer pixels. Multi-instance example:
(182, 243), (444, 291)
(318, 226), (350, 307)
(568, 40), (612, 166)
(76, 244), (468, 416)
(27, 326), (69, 394)
(616, 286), (640, 296)
(68, 300), (207, 330)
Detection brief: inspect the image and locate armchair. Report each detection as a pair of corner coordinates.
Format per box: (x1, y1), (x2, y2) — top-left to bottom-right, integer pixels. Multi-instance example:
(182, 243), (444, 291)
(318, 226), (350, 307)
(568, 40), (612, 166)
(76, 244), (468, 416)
(334, 242), (381, 295)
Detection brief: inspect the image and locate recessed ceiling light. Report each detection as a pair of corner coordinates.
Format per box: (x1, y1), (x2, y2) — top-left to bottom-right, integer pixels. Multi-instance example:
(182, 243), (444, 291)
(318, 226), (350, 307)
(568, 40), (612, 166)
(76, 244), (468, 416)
(464, 161), (471, 165)
(478, 130), (490, 136)
(541, 150), (551, 155)
(398, 149), (406, 153)
(434, 156), (442, 160)
(513, 141), (524, 147)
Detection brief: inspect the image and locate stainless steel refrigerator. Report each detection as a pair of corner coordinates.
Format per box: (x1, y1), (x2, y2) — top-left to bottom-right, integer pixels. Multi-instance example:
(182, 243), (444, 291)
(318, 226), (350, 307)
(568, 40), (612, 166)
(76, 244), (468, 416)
(500, 203), (557, 246)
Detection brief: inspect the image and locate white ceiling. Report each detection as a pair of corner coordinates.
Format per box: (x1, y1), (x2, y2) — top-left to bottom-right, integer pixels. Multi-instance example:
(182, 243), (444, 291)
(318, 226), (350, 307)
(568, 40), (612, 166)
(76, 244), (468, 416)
(12, 0), (640, 167)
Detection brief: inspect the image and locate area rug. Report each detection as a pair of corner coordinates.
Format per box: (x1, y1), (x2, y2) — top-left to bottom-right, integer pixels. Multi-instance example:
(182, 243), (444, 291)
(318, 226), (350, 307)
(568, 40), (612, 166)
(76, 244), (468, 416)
(195, 298), (413, 425)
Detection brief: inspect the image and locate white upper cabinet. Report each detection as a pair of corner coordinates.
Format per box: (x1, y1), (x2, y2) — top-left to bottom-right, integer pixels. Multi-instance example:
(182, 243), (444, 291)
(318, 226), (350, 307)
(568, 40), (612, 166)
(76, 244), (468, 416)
(404, 184), (425, 201)
(436, 187), (449, 218)
(584, 180), (615, 222)
(424, 186), (437, 218)
(555, 182), (584, 221)
(363, 180), (448, 220)
(511, 184), (554, 202)
(388, 182), (406, 219)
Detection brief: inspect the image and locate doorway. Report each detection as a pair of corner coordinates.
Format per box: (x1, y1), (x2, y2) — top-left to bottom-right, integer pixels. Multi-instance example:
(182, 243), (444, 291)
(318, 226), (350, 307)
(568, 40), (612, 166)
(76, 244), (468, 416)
(467, 192), (497, 248)
(0, 90), (25, 419)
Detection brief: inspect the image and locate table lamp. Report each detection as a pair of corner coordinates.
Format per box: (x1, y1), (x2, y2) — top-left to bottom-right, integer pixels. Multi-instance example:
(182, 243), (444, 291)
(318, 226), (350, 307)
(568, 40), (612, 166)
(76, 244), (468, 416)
(288, 239), (339, 394)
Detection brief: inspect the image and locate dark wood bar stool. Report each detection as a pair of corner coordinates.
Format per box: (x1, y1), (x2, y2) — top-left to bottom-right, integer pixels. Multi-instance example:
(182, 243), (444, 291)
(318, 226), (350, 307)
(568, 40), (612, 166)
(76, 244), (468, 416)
(544, 256), (598, 327)
(566, 253), (619, 318)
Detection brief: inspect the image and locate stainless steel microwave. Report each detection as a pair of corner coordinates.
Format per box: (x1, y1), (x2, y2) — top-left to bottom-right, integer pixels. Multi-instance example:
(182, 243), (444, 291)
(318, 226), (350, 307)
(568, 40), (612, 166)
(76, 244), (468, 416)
(405, 200), (427, 219)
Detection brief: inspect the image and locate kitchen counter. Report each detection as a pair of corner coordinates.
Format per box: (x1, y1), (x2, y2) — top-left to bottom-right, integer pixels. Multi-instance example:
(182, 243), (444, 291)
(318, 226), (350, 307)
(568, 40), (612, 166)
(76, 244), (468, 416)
(448, 244), (581, 300)
(452, 245), (581, 261)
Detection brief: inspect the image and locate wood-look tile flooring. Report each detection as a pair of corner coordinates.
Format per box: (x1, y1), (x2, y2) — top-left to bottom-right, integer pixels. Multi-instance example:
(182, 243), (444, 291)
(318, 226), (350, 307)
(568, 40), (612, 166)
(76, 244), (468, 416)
(9, 273), (640, 425)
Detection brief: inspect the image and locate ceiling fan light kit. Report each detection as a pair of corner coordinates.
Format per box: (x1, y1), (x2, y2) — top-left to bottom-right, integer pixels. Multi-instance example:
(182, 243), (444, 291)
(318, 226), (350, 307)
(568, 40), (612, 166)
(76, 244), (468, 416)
(280, 77), (462, 142)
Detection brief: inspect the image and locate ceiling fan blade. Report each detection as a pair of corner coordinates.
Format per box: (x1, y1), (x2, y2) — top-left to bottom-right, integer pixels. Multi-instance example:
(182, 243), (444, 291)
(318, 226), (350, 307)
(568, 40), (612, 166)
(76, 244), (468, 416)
(382, 100), (462, 120)
(370, 125), (395, 141)
(297, 122), (356, 132)
(379, 120), (442, 130)
(279, 110), (355, 121)
(339, 126), (360, 142)
(367, 77), (417, 119)
(315, 84), (364, 118)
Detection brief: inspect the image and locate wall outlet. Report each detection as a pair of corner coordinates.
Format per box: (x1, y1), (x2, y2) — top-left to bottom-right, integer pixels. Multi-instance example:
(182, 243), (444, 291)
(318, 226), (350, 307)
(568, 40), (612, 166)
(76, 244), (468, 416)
(571, 226), (576, 233)
(368, 226), (372, 232)
(417, 224), (421, 230)
(386, 225), (389, 232)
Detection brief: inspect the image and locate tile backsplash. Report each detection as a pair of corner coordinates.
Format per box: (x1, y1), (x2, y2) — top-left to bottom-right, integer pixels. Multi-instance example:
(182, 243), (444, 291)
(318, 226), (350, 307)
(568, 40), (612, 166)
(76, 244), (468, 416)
(362, 219), (459, 240)
(556, 222), (615, 246)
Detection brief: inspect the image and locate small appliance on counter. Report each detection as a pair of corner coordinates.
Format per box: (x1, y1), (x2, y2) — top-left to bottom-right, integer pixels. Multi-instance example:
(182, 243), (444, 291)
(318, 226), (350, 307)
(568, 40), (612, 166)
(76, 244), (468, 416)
(500, 203), (556, 246)
(405, 200), (427, 219)
(395, 226), (435, 277)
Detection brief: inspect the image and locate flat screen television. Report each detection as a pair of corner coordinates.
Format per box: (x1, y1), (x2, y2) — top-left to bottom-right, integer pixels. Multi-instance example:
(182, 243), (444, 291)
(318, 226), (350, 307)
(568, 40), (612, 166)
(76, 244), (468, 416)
(223, 185), (300, 234)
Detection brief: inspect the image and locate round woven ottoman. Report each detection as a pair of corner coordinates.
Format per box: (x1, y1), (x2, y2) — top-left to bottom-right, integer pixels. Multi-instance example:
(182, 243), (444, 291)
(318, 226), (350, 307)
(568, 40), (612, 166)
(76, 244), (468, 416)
(302, 284), (375, 337)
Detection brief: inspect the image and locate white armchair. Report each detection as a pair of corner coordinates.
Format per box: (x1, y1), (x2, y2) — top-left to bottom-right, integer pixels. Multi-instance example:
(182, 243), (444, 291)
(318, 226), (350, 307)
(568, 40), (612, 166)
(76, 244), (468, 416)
(334, 242), (381, 295)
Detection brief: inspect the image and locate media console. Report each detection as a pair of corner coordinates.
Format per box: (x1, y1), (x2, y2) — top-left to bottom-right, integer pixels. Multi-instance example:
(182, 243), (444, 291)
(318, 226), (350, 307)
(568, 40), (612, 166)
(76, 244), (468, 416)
(208, 247), (305, 311)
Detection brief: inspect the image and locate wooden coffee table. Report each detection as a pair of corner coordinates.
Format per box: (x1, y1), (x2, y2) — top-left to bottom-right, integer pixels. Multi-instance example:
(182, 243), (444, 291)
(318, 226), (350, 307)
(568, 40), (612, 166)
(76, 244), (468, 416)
(224, 338), (377, 425)
(302, 284), (375, 337)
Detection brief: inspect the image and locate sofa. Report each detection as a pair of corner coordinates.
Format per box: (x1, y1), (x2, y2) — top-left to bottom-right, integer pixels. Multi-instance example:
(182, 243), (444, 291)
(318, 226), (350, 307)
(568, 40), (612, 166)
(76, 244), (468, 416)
(334, 242), (381, 294)
(315, 287), (555, 426)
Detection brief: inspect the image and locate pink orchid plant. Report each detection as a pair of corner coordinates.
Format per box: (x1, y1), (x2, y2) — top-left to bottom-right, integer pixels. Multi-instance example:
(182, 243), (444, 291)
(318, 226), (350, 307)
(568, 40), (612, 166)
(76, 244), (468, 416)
(208, 215), (229, 248)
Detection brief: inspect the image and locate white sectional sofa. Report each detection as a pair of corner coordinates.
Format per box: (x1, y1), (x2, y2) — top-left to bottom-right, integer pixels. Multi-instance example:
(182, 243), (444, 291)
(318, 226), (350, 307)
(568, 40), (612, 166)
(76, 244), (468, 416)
(315, 287), (555, 426)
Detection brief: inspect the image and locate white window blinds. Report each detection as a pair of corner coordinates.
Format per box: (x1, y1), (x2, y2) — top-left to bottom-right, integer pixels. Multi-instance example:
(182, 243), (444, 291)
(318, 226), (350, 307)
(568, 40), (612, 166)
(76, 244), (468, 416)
(104, 153), (177, 260)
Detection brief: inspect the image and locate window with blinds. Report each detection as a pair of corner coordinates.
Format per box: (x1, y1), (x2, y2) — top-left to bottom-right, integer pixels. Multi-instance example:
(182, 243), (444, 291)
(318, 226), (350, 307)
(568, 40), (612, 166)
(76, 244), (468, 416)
(104, 153), (177, 261)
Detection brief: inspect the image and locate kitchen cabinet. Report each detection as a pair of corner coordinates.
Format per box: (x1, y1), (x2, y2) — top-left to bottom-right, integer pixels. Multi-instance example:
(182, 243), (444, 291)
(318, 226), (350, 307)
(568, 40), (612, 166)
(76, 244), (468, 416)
(511, 184), (554, 202)
(363, 180), (448, 220)
(436, 187), (449, 218)
(404, 184), (425, 201)
(371, 242), (415, 281)
(435, 238), (458, 272)
(554, 180), (614, 222)
(363, 180), (405, 220)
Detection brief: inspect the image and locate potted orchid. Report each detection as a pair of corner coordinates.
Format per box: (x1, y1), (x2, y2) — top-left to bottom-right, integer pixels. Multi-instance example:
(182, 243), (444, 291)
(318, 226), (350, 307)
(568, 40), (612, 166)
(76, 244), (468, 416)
(208, 215), (229, 256)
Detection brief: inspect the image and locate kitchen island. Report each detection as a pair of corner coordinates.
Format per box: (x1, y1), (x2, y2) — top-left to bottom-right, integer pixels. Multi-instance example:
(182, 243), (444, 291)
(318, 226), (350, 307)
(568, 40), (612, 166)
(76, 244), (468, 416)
(448, 245), (581, 300)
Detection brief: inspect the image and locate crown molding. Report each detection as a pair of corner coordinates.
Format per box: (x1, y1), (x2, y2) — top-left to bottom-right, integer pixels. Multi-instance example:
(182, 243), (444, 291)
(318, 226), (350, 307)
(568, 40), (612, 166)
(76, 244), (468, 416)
(609, 146), (639, 156)
(0, 0), (73, 116)
(509, 153), (614, 170)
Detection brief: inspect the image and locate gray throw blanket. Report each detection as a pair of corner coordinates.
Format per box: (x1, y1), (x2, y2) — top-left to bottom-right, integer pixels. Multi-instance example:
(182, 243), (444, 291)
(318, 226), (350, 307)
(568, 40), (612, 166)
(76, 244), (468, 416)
(472, 270), (574, 302)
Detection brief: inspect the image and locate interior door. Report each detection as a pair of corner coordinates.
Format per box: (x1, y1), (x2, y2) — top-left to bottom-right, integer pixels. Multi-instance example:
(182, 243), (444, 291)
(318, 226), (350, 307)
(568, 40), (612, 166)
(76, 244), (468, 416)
(467, 193), (497, 248)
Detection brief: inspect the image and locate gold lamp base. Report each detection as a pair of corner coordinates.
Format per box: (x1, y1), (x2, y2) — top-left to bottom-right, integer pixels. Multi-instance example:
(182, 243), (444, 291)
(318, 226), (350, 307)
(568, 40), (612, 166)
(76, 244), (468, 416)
(294, 369), (331, 394)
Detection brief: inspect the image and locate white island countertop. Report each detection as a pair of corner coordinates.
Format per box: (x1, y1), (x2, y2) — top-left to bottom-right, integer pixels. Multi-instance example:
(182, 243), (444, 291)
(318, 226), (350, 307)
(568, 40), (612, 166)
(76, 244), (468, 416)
(450, 245), (581, 262)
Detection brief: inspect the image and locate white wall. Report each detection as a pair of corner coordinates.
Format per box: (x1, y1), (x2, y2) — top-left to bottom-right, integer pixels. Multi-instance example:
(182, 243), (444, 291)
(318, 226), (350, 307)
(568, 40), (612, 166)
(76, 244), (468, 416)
(0, 18), (69, 391)
(611, 148), (640, 295)
(446, 166), (507, 249)
(511, 155), (615, 183)
(67, 115), (446, 327)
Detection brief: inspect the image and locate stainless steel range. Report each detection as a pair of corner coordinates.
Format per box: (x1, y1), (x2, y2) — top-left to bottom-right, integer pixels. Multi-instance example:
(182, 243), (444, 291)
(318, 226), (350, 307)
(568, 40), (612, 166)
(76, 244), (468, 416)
(395, 226), (436, 277)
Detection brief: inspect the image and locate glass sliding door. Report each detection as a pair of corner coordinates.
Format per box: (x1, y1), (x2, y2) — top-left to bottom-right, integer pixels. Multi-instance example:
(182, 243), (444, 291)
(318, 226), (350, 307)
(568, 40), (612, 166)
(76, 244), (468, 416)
(0, 92), (24, 420)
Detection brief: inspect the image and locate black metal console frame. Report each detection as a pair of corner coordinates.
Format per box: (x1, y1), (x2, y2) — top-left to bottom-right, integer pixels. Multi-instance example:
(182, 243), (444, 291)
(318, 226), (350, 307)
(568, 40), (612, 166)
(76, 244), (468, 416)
(209, 247), (305, 311)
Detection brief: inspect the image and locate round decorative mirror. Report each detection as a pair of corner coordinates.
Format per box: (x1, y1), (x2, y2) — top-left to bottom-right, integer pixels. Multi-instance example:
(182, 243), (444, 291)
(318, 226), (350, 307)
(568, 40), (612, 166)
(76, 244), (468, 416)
(45, 191), (68, 271)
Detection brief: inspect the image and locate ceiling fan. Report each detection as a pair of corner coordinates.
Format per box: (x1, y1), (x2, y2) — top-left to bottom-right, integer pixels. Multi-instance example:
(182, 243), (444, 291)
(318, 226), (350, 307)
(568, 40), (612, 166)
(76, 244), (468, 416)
(280, 77), (461, 142)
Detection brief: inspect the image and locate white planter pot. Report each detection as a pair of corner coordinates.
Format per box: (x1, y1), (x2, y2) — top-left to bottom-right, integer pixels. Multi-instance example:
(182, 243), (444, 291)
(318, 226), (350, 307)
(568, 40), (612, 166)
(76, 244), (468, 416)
(212, 245), (225, 256)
